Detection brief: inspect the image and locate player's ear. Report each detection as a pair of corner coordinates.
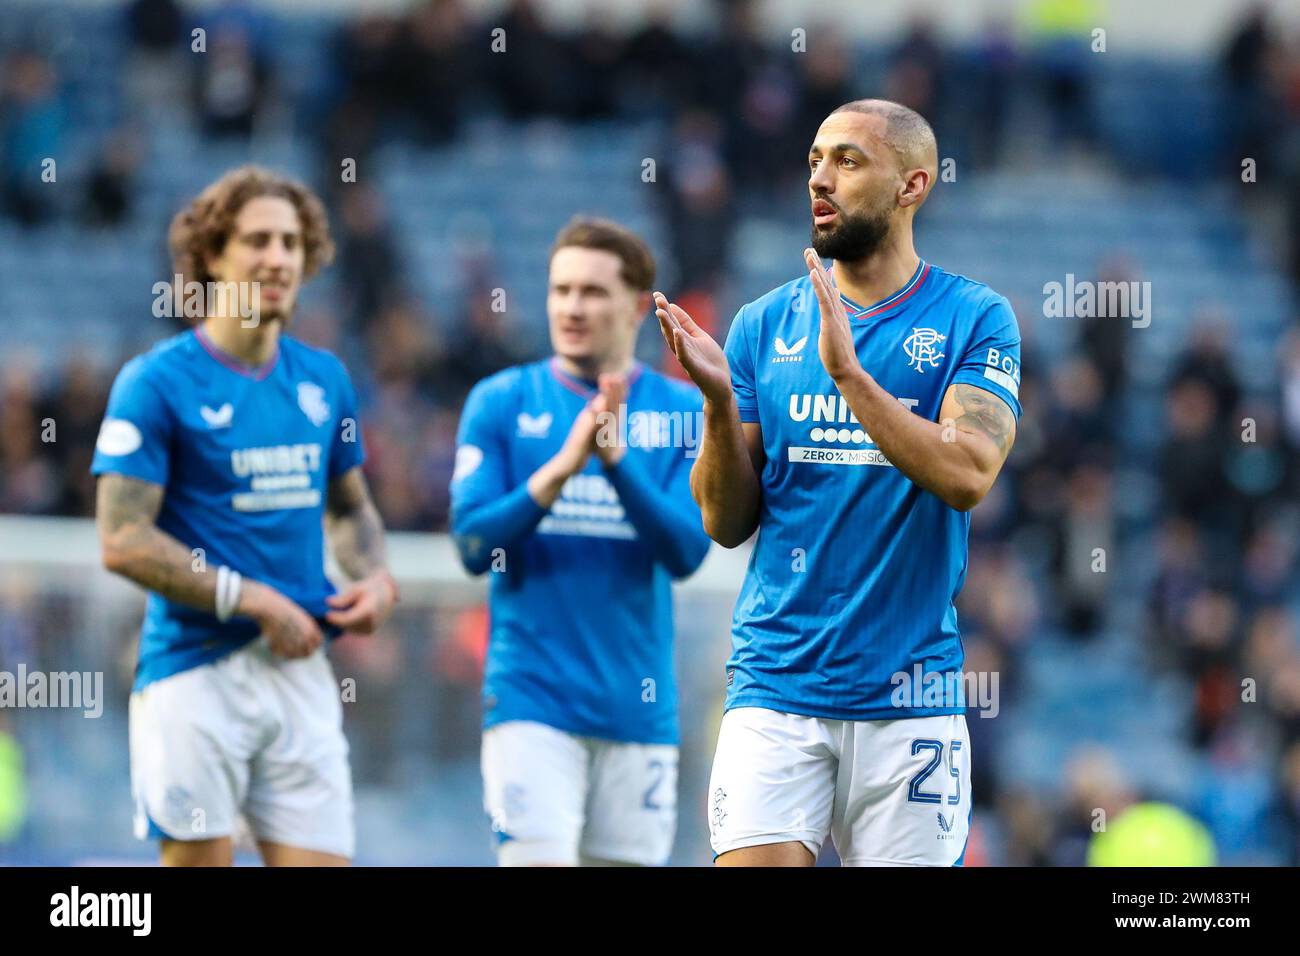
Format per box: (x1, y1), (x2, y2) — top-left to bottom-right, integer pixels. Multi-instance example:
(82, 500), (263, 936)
(898, 167), (931, 209)
(632, 290), (653, 329)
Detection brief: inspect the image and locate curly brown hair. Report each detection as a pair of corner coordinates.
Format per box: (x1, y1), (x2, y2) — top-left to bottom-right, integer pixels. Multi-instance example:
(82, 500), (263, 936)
(167, 165), (335, 298)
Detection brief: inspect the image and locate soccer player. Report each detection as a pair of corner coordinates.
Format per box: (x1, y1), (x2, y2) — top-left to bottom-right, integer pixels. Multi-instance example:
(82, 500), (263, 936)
(450, 217), (710, 867)
(92, 166), (398, 866)
(656, 99), (1022, 866)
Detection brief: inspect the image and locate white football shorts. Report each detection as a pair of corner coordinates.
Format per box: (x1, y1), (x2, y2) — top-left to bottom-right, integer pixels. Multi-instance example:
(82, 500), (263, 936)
(707, 706), (971, 866)
(128, 637), (354, 858)
(481, 720), (678, 866)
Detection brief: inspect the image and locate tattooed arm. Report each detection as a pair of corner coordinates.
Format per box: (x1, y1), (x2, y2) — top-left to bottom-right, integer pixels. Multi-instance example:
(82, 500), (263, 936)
(827, 373), (1017, 512)
(946, 384), (1017, 459)
(97, 472), (220, 608)
(805, 251), (1018, 512)
(96, 472), (324, 657)
(323, 466), (398, 634)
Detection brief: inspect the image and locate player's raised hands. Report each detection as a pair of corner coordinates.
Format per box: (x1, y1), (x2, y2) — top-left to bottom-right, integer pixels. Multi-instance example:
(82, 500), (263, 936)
(557, 399), (601, 476)
(591, 372), (628, 467)
(526, 394), (602, 509)
(654, 292), (732, 405)
(804, 249), (859, 382)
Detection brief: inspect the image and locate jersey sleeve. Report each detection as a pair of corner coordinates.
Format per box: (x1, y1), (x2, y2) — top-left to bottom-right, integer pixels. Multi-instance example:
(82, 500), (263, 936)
(91, 357), (173, 486)
(722, 304), (760, 423)
(950, 296), (1023, 419)
(450, 377), (507, 510)
(449, 374), (547, 575)
(329, 360), (366, 478)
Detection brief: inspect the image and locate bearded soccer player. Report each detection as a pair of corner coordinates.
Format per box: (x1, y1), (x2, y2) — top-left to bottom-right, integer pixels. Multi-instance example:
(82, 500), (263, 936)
(656, 100), (1021, 866)
(92, 166), (397, 866)
(450, 218), (710, 866)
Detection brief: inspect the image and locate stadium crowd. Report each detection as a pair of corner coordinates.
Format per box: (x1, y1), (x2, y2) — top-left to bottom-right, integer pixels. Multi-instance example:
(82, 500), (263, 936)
(2, 0), (1300, 864)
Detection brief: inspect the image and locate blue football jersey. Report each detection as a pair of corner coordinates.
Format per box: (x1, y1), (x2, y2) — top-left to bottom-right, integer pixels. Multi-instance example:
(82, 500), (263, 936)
(722, 259), (1022, 720)
(450, 358), (710, 745)
(91, 326), (365, 688)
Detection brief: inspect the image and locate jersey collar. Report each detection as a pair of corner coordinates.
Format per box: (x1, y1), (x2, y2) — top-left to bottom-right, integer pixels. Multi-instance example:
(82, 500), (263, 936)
(835, 259), (930, 322)
(193, 325), (280, 381)
(549, 357), (643, 399)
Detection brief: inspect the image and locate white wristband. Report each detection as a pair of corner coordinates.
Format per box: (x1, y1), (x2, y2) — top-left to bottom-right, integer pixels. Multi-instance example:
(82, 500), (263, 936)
(215, 566), (243, 622)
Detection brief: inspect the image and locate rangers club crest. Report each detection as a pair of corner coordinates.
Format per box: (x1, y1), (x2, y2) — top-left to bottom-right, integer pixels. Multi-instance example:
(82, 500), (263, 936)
(903, 328), (946, 372)
(297, 381), (331, 426)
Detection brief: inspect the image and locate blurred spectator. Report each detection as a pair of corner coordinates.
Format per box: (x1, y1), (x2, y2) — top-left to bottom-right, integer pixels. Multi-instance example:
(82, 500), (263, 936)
(351, 299), (474, 528)
(124, 0), (186, 117)
(81, 128), (143, 229)
(568, 7), (626, 121)
(440, 285), (527, 405)
(487, 0), (571, 120)
(1265, 656), (1300, 746)
(998, 788), (1056, 866)
(1278, 328), (1300, 450)
(1079, 256), (1140, 400)
(1025, 0), (1101, 154)
(1223, 401), (1291, 537)
(1287, 143), (1300, 288)
(1219, 3), (1280, 176)
(623, 1), (693, 118)
(1148, 517), (1209, 669)
(399, 0), (475, 146)
(0, 53), (63, 227)
(366, 300), (445, 394)
(1049, 464), (1113, 639)
(1049, 747), (1135, 866)
(0, 366), (60, 514)
(1159, 377), (1231, 533)
(1280, 741), (1300, 864)
(1240, 523), (1299, 608)
(887, 16), (947, 125)
(328, 14), (403, 161)
(794, 27), (855, 142)
(662, 110), (733, 293)
(1182, 588), (1242, 746)
(964, 17), (1017, 169)
(43, 357), (108, 517)
(1172, 318), (1241, 428)
(126, 0), (185, 60)
(695, 0), (767, 120)
(959, 545), (1039, 655)
(1045, 357), (1111, 472)
(1196, 728), (1281, 863)
(193, 22), (273, 139)
(336, 184), (406, 331)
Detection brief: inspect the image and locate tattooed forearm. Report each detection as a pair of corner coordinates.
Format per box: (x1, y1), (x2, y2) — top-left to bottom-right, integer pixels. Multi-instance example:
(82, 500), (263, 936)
(96, 473), (222, 610)
(326, 467), (389, 580)
(953, 383), (1016, 458)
